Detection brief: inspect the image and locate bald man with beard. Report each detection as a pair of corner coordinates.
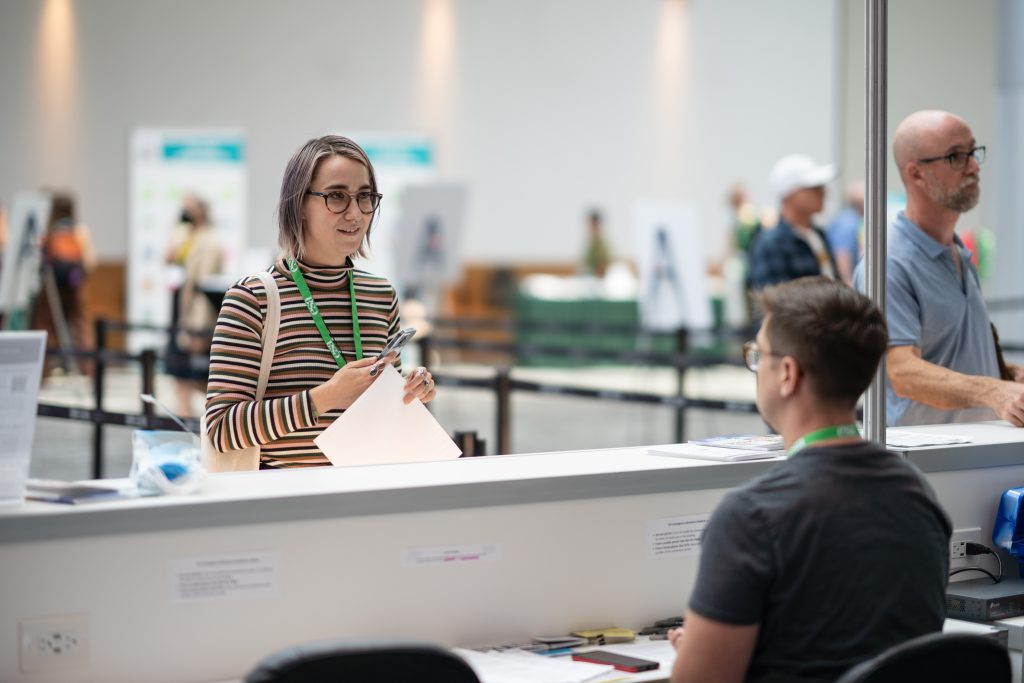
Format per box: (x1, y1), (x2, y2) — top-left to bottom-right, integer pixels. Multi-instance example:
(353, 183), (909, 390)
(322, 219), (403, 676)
(854, 110), (1024, 427)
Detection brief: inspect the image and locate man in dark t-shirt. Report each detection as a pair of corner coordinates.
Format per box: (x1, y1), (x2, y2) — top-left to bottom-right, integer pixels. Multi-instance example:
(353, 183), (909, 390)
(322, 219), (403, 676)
(669, 277), (951, 683)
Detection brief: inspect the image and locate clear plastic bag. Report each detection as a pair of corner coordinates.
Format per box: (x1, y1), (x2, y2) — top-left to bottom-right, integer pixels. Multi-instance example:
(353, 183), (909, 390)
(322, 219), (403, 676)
(130, 430), (206, 495)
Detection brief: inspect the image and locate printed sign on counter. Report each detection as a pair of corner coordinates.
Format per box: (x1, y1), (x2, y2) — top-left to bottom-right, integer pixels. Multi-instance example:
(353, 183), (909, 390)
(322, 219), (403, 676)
(171, 551), (280, 602)
(402, 543), (501, 567)
(647, 514), (711, 559)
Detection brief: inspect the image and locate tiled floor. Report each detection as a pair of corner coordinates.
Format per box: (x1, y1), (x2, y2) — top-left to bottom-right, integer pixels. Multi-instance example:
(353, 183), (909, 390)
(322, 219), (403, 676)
(30, 362), (764, 481)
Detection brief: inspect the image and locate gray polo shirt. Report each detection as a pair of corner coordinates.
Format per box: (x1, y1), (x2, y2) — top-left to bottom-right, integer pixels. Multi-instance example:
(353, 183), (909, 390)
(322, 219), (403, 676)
(854, 212), (999, 426)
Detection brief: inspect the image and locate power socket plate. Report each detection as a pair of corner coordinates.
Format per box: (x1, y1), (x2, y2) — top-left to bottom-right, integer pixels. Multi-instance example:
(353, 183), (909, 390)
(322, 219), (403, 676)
(19, 613), (90, 673)
(950, 527), (982, 565)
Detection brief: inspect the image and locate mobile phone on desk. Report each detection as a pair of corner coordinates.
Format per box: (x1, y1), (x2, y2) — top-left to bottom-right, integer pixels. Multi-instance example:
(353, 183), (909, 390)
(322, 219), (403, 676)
(369, 327), (416, 376)
(572, 650), (659, 672)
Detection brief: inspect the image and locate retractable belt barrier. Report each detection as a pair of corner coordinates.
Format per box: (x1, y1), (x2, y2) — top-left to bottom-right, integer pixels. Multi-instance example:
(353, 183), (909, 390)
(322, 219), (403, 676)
(44, 313), (1015, 475)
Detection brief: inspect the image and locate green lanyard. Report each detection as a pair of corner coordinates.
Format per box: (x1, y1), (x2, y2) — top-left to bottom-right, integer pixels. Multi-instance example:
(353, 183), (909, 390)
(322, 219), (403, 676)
(286, 257), (363, 368)
(787, 423), (860, 457)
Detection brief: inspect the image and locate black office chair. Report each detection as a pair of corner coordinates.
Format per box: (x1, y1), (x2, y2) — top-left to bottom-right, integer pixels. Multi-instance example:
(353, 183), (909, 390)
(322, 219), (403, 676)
(835, 632), (1010, 683)
(244, 639), (481, 683)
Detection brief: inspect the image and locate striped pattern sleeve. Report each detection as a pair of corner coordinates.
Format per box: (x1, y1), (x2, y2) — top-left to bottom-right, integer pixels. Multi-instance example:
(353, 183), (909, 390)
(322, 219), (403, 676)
(204, 276), (318, 452)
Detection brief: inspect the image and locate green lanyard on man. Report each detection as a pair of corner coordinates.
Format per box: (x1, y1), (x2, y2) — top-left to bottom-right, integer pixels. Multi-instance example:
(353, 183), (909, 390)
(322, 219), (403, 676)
(787, 423), (861, 457)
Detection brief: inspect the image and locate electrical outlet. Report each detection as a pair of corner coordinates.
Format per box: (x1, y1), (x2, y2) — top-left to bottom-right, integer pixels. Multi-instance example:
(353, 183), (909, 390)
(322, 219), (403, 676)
(19, 614), (89, 673)
(950, 527), (982, 565)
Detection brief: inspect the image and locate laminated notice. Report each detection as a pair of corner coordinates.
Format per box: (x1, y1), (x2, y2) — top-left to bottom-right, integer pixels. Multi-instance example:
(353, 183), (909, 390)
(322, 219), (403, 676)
(647, 514), (710, 559)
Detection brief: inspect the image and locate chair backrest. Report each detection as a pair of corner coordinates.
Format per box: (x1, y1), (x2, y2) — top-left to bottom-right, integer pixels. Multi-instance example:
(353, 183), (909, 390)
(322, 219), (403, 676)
(835, 632), (1010, 683)
(244, 640), (481, 683)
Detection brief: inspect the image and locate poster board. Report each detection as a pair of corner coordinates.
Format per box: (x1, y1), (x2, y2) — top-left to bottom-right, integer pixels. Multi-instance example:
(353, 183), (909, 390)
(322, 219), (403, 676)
(343, 133), (436, 289)
(635, 201), (711, 331)
(394, 183), (466, 304)
(128, 128), (247, 352)
(0, 191), (51, 329)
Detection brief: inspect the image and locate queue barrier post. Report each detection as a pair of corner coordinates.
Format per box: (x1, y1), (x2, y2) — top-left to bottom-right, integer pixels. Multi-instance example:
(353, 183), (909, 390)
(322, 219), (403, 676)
(495, 368), (512, 455)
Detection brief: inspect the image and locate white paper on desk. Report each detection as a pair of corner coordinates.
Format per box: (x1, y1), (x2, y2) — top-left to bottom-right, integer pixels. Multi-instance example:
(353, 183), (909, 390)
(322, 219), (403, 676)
(884, 430), (972, 448)
(648, 443), (780, 462)
(453, 648), (613, 683)
(314, 364), (461, 466)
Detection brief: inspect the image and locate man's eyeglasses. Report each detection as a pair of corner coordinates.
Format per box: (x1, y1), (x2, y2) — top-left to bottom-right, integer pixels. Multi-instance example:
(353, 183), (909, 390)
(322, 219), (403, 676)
(306, 190), (382, 214)
(915, 146), (986, 170)
(742, 341), (784, 373)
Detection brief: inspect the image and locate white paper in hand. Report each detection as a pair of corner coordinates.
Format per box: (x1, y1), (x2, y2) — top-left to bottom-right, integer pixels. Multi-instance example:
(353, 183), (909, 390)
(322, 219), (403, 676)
(314, 364), (461, 466)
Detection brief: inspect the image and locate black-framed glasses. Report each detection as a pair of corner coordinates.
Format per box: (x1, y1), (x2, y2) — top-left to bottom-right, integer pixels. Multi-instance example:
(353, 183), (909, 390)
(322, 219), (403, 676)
(306, 190), (382, 214)
(742, 340), (784, 373)
(915, 146), (986, 170)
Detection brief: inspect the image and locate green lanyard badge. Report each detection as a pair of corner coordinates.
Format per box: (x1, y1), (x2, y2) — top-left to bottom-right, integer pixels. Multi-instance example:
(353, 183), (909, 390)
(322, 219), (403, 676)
(287, 258), (363, 368)
(787, 423), (861, 457)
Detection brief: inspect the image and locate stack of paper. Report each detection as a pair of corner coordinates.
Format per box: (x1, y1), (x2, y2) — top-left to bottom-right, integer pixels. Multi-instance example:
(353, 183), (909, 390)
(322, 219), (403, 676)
(689, 434), (784, 451)
(648, 443), (780, 463)
(885, 431), (973, 448)
(454, 648), (613, 683)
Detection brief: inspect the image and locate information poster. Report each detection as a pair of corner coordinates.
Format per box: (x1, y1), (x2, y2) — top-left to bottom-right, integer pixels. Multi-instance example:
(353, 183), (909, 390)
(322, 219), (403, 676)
(394, 183), (466, 308)
(344, 133), (436, 291)
(128, 128), (247, 352)
(635, 201), (711, 331)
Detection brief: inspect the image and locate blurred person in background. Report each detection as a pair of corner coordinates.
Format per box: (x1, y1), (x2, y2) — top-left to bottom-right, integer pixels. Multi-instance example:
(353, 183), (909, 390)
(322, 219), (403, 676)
(33, 191), (96, 375)
(720, 182), (763, 325)
(205, 135), (436, 469)
(826, 181), (864, 285)
(165, 193), (224, 416)
(727, 182), (761, 258)
(581, 208), (611, 277)
(749, 155), (837, 292)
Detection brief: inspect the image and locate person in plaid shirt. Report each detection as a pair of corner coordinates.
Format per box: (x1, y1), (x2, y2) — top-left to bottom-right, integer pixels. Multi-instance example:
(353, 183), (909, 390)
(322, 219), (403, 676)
(749, 154), (838, 292)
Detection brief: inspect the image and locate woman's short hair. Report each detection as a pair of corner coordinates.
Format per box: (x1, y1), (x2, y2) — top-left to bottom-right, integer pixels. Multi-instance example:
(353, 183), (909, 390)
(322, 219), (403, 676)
(754, 276), (888, 405)
(277, 135), (379, 260)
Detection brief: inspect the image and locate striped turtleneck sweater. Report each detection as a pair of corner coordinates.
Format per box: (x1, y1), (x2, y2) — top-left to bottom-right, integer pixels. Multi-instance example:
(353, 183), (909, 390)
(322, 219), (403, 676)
(205, 258), (400, 468)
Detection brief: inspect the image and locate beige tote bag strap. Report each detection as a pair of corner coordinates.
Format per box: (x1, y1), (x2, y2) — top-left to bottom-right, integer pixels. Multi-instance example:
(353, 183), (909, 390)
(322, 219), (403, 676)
(201, 269), (281, 473)
(252, 270), (280, 401)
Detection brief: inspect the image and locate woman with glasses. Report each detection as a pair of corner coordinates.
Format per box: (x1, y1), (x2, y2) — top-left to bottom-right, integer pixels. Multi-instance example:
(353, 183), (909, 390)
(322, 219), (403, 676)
(205, 135), (436, 469)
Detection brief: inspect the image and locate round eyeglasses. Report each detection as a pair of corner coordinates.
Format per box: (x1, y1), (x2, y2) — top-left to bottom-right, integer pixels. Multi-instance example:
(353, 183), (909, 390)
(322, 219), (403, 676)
(915, 146), (986, 170)
(306, 190), (382, 214)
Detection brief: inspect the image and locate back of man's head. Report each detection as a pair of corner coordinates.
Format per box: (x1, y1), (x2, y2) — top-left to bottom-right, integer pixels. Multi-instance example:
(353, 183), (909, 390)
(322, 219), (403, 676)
(754, 277), (887, 406)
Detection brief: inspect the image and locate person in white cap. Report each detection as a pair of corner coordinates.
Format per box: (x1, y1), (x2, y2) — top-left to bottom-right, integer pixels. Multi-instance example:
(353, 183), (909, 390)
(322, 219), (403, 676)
(749, 154), (837, 291)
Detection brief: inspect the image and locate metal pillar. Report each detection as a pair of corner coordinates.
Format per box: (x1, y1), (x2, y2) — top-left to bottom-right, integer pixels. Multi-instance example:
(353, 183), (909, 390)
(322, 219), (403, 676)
(863, 0), (888, 445)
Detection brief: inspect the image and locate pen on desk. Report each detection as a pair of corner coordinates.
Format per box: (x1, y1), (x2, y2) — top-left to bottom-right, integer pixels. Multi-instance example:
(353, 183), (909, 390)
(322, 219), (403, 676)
(649, 632), (669, 640)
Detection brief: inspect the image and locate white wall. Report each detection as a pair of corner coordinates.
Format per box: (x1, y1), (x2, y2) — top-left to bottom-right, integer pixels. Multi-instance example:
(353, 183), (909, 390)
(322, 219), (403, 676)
(2, 0), (1012, 293)
(0, 0), (841, 268)
(839, 0), (998, 247)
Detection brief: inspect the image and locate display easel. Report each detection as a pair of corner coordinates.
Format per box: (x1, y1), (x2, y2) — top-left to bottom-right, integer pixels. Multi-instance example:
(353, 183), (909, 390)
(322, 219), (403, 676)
(0, 191), (81, 377)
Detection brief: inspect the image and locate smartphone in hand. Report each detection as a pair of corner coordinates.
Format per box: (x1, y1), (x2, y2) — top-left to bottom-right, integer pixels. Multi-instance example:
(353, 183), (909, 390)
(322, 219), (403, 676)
(369, 327), (416, 376)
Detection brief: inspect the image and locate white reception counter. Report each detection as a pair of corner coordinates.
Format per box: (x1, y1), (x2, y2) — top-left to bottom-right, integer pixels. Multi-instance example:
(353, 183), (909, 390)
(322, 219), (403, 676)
(1, 421), (1022, 682)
